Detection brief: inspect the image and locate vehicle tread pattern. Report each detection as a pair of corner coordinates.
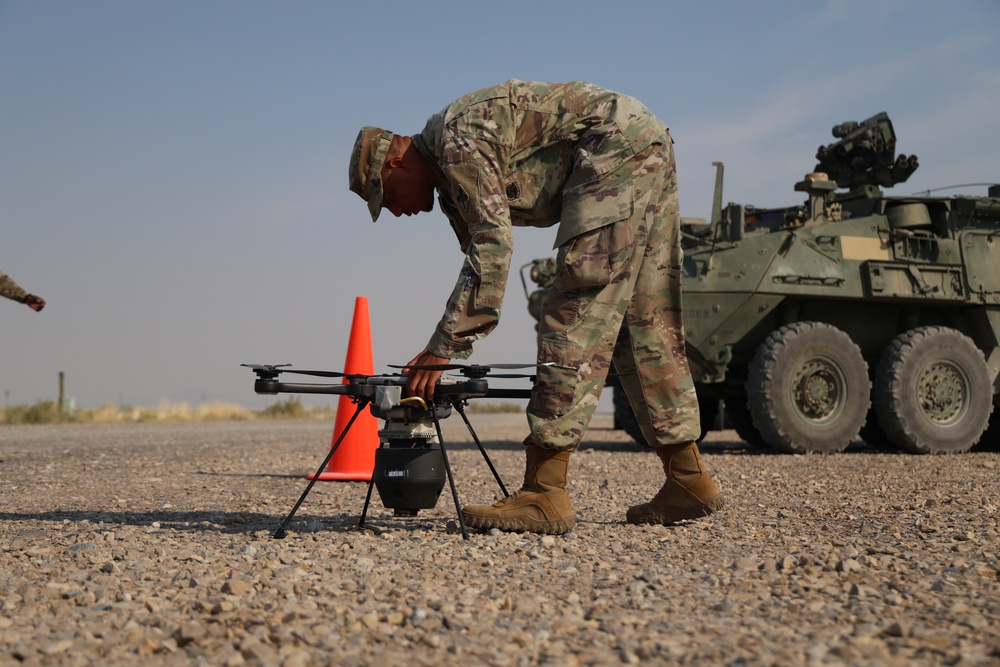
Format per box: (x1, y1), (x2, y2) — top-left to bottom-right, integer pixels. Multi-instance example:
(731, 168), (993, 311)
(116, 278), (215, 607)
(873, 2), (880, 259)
(748, 321), (870, 454)
(874, 326), (992, 454)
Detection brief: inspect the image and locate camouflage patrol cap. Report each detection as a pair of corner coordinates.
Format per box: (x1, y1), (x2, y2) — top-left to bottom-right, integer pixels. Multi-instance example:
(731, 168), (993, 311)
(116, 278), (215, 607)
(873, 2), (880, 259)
(349, 126), (396, 222)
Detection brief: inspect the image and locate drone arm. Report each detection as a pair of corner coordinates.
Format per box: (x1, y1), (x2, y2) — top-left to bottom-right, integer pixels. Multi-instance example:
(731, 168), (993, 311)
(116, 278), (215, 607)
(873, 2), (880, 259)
(434, 379), (489, 401)
(252, 373), (491, 403)
(253, 380), (358, 396)
(484, 387), (533, 400)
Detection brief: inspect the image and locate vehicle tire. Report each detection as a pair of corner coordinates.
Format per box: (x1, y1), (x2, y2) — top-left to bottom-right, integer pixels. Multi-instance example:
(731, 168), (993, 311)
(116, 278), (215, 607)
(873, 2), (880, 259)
(747, 322), (870, 453)
(612, 388), (650, 448)
(725, 393), (771, 449)
(874, 326), (992, 454)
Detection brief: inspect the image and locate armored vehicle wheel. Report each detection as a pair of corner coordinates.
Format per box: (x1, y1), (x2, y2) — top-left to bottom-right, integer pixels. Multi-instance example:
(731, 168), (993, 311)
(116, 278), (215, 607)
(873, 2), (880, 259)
(874, 326), (992, 454)
(748, 322), (870, 453)
(725, 394), (771, 449)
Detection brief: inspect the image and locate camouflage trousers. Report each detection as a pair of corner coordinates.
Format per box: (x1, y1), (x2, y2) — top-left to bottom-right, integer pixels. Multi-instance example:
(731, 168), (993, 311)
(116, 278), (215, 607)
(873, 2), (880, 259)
(526, 141), (700, 451)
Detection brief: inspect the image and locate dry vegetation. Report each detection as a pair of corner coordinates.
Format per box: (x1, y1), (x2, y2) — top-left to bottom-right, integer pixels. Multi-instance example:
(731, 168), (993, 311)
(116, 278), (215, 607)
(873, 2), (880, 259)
(0, 397), (522, 426)
(0, 396), (337, 425)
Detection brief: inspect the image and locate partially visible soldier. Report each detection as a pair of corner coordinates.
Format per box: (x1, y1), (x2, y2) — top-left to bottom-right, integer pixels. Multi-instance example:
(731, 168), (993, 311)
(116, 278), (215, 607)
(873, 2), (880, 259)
(349, 80), (724, 535)
(1, 270), (45, 311)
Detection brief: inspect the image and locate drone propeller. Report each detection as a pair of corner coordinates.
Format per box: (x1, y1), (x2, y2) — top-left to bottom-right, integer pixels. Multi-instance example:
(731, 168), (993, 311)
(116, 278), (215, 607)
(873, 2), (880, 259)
(241, 363), (292, 379)
(241, 364), (377, 380)
(280, 369), (352, 378)
(390, 362), (546, 371)
(389, 362), (551, 379)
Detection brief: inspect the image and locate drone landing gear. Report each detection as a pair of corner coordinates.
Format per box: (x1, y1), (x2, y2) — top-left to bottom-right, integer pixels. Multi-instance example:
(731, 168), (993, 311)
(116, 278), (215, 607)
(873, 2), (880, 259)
(274, 398), (510, 541)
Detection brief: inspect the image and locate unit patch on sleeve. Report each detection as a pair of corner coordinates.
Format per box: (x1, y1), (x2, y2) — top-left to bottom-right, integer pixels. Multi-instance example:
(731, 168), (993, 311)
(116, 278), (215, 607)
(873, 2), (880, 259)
(505, 182), (520, 201)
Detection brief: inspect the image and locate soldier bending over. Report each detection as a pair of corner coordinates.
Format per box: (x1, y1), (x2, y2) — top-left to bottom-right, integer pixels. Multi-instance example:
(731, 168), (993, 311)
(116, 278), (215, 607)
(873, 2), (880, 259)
(349, 80), (723, 534)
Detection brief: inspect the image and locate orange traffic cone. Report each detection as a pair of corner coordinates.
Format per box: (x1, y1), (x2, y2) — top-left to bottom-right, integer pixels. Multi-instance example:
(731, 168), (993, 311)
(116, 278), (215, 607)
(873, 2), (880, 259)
(308, 296), (380, 481)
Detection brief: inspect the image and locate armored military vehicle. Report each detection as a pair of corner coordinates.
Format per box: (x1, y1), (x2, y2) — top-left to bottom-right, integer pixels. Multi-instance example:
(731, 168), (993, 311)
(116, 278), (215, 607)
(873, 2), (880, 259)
(524, 113), (999, 453)
(682, 112), (1000, 453)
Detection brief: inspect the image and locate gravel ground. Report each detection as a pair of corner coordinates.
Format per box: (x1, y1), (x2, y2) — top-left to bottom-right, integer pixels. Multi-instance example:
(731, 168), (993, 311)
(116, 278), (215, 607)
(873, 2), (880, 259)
(1, 414), (998, 666)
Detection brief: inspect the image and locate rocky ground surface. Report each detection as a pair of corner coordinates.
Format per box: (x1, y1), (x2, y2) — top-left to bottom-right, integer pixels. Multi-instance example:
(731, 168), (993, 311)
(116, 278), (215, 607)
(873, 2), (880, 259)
(0, 415), (998, 666)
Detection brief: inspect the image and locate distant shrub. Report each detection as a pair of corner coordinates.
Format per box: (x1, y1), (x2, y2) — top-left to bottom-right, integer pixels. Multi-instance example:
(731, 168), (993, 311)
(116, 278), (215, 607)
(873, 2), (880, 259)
(258, 396), (307, 419)
(198, 401), (255, 421)
(86, 404), (122, 423)
(1, 397), (334, 425)
(5, 400), (61, 425)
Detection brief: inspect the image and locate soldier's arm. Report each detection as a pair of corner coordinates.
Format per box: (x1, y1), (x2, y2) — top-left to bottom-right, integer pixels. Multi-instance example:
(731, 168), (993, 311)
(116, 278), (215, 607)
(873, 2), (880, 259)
(0, 271), (30, 304)
(426, 148), (513, 359)
(0, 271), (45, 311)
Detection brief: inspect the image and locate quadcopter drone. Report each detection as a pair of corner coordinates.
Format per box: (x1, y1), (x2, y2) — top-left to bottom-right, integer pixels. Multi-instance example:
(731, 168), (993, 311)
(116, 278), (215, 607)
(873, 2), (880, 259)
(242, 361), (545, 540)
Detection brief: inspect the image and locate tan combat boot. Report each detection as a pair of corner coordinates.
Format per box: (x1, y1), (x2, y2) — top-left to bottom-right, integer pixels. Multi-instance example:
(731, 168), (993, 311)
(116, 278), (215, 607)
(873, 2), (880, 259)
(626, 441), (724, 525)
(462, 444), (576, 535)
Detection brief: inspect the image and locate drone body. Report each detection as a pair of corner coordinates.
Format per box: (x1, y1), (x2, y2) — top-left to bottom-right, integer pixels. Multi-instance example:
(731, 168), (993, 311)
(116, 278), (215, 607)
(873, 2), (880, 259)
(242, 361), (540, 538)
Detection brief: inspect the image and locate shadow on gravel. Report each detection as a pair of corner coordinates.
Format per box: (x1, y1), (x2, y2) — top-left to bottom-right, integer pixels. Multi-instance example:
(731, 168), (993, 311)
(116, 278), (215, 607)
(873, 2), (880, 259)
(193, 471), (314, 479)
(0, 509), (394, 537)
(0, 507), (674, 539)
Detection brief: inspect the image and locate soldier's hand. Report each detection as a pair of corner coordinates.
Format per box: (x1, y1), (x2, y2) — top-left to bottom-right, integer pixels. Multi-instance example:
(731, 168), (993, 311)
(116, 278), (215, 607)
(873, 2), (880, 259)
(25, 295), (45, 312)
(402, 349), (449, 403)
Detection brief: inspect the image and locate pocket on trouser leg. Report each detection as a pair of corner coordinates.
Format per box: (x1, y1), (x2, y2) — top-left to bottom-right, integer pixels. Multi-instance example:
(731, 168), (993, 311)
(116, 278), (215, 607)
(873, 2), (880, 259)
(526, 336), (607, 451)
(553, 220), (634, 292)
(530, 337), (586, 417)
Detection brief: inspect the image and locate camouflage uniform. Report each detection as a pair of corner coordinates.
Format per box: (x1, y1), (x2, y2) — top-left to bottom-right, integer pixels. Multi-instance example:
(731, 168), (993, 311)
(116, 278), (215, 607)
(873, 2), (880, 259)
(0, 271), (30, 304)
(412, 80), (700, 452)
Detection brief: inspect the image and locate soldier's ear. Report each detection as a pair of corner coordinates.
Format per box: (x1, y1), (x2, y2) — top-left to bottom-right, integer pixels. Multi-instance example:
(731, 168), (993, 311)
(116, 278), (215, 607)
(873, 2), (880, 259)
(387, 154), (409, 171)
(385, 135), (415, 172)
(381, 154), (403, 181)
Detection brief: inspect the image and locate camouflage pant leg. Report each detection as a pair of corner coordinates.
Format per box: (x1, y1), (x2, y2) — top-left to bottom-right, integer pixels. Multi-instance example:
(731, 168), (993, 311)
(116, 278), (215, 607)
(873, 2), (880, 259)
(526, 142), (700, 451)
(611, 144), (701, 447)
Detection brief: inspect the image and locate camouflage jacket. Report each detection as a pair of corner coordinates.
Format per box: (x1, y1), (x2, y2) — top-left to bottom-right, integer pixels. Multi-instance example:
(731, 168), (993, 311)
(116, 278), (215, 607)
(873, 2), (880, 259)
(0, 271), (29, 303)
(412, 80), (669, 358)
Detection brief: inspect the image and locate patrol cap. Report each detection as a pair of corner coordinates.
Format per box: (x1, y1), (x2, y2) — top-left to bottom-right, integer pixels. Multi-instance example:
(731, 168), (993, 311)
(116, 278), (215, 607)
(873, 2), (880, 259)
(349, 126), (396, 222)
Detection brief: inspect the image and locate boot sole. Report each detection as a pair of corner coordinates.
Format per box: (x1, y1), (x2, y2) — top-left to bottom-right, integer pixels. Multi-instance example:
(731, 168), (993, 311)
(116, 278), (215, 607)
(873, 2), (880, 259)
(626, 493), (725, 526)
(462, 512), (576, 535)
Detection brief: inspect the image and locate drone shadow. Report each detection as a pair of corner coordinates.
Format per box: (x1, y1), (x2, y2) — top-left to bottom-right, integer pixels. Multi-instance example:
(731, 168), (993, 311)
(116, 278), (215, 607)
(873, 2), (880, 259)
(0, 508), (398, 537)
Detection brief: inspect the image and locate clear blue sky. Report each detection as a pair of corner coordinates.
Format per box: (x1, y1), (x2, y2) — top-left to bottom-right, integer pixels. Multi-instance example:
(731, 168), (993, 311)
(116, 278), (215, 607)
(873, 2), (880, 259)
(3, 1), (999, 410)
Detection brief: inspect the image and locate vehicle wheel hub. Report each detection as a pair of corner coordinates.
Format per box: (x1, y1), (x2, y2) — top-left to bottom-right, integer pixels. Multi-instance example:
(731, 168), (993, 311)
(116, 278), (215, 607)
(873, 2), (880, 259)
(918, 361), (966, 425)
(794, 359), (842, 421)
